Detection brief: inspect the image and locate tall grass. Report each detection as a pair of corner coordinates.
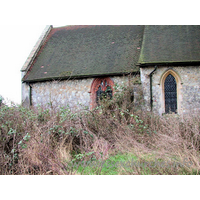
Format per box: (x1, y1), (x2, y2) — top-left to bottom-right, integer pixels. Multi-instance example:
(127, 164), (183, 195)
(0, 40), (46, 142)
(0, 92), (200, 174)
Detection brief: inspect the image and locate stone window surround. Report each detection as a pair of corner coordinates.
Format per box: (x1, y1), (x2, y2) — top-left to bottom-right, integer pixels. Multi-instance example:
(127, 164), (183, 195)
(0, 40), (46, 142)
(159, 69), (182, 114)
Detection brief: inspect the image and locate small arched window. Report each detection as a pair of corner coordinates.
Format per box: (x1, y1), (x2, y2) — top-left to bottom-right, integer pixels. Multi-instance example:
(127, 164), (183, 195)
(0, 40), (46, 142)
(90, 77), (114, 109)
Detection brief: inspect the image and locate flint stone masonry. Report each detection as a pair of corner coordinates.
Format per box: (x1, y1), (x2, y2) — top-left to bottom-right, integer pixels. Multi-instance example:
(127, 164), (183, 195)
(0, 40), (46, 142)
(30, 78), (92, 110)
(21, 71), (30, 107)
(22, 75), (141, 110)
(140, 66), (200, 115)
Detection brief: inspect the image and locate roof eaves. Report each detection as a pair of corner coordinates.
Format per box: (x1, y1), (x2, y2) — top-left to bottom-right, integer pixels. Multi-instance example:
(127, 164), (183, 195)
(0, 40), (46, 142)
(138, 60), (200, 67)
(22, 71), (140, 83)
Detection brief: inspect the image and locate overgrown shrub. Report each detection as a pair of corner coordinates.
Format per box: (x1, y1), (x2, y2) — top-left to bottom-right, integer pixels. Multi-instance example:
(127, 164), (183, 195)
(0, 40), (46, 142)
(0, 85), (200, 174)
(0, 95), (4, 107)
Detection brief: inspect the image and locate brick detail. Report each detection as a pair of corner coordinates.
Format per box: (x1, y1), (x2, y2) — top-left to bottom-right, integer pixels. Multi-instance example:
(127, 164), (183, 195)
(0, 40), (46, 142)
(90, 77), (114, 109)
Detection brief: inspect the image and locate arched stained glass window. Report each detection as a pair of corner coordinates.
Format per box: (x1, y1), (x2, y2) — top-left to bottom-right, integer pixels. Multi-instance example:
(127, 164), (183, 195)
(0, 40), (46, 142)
(164, 74), (177, 113)
(96, 84), (113, 105)
(90, 77), (114, 109)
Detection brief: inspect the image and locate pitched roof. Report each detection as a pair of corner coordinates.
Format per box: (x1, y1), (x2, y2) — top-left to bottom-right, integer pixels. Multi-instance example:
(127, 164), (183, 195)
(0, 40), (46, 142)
(23, 25), (144, 82)
(21, 25), (52, 72)
(139, 25), (200, 65)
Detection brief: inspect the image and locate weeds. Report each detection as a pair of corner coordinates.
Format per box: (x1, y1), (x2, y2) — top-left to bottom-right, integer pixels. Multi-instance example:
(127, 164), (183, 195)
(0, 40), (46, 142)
(0, 88), (200, 174)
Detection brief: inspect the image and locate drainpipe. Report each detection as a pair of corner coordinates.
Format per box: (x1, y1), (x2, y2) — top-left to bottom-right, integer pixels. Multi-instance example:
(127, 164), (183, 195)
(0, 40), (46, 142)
(149, 65), (158, 111)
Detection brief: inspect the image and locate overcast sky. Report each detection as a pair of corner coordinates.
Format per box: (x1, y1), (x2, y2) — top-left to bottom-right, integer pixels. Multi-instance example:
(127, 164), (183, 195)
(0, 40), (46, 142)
(0, 25), (65, 104)
(0, 25), (44, 104)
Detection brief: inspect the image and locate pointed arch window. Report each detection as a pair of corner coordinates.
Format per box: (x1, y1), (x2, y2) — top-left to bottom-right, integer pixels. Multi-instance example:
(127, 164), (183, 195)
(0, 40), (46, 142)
(160, 69), (181, 114)
(164, 74), (177, 113)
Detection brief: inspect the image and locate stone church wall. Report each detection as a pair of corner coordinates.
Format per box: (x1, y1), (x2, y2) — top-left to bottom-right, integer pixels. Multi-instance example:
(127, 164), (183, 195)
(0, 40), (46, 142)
(140, 66), (200, 115)
(22, 75), (141, 110)
(21, 72), (31, 108)
(26, 78), (93, 110)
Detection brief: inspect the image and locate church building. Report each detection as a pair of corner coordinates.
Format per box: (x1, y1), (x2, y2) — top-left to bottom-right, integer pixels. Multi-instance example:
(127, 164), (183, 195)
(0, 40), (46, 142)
(21, 25), (200, 115)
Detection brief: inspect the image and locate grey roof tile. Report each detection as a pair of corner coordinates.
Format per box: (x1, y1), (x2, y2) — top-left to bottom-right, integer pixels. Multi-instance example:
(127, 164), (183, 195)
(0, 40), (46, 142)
(23, 25), (144, 82)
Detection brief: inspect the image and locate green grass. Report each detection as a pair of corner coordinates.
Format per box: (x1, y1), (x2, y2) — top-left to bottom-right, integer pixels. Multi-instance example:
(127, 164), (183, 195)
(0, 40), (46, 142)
(73, 153), (138, 175)
(71, 152), (198, 175)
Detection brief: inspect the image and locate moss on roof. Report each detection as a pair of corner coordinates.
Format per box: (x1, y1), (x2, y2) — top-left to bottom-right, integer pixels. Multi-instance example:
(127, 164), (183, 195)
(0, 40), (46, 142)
(23, 25), (144, 82)
(139, 25), (200, 65)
